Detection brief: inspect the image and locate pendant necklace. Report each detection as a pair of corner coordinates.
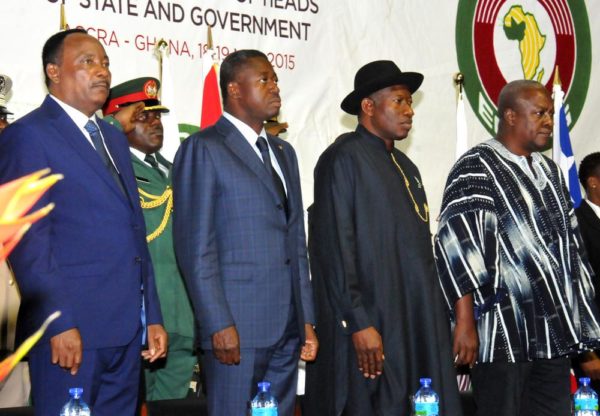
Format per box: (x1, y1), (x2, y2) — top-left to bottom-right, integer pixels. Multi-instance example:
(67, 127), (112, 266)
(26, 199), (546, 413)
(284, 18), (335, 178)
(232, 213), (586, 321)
(390, 152), (429, 223)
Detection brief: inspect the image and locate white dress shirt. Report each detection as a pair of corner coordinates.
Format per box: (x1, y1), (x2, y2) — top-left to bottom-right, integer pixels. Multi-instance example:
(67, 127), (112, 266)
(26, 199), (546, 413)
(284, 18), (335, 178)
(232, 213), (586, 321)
(130, 148), (169, 176)
(49, 95), (119, 172)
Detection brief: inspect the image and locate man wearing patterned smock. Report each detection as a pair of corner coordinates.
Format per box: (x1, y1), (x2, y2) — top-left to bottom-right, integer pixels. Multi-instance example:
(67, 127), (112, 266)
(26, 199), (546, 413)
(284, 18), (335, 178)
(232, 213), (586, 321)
(435, 79), (600, 416)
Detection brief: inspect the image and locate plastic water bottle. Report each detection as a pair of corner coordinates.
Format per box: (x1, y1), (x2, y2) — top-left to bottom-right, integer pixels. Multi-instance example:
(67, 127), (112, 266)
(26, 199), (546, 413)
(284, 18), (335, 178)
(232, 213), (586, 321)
(250, 381), (278, 415)
(59, 387), (91, 416)
(413, 378), (439, 416)
(574, 377), (599, 416)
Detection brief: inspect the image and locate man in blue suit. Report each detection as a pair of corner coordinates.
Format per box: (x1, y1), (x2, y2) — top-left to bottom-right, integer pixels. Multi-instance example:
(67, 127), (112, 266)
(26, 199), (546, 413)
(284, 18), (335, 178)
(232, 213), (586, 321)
(0, 29), (167, 415)
(173, 49), (318, 416)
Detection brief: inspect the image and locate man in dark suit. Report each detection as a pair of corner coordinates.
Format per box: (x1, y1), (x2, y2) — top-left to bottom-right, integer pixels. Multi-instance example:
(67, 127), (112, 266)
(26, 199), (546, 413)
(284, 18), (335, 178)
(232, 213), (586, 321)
(0, 29), (167, 415)
(172, 49), (318, 416)
(577, 152), (600, 279)
(575, 152), (600, 384)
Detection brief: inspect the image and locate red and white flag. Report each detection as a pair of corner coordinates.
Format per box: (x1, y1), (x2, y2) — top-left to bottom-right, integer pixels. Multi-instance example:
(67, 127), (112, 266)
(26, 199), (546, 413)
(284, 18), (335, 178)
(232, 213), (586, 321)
(200, 27), (222, 129)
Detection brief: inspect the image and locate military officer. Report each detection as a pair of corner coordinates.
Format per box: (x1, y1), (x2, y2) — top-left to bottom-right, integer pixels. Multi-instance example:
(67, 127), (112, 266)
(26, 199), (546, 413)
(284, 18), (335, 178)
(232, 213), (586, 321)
(103, 77), (196, 401)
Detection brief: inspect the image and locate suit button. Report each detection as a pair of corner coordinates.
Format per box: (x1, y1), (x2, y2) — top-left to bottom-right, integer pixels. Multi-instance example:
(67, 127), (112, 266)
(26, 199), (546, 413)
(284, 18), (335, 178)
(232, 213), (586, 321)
(285, 259), (291, 265)
(135, 256), (142, 263)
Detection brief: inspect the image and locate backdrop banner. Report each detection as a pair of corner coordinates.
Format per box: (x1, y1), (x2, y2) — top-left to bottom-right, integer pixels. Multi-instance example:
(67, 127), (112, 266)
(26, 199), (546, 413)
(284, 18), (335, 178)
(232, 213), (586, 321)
(3, 0), (599, 225)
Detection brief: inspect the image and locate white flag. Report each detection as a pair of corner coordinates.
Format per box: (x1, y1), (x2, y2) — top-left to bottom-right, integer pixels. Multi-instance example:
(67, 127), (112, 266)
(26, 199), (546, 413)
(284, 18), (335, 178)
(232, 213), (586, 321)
(552, 79), (582, 207)
(455, 89), (468, 160)
(158, 50), (181, 163)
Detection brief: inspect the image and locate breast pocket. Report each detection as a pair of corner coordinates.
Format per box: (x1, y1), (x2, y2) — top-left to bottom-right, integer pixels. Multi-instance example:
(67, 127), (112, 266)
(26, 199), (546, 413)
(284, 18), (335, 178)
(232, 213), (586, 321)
(220, 264), (255, 282)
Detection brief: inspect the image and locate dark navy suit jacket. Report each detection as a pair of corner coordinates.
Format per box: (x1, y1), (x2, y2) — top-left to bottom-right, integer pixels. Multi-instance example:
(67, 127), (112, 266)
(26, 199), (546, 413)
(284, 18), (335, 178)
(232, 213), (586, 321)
(576, 200), (600, 306)
(172, 116), (314, 350)
(0, 95), (162, 349)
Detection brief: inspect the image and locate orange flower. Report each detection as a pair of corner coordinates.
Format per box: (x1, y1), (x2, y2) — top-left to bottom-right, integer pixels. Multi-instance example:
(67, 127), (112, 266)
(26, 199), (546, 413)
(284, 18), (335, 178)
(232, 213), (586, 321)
(0, 169), (62, 260)
(0, 311), (61, 382)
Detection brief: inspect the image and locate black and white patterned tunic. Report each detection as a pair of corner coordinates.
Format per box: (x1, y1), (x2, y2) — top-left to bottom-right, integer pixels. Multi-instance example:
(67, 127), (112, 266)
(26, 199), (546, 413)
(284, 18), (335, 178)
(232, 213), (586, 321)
(435, 139), (600, 362)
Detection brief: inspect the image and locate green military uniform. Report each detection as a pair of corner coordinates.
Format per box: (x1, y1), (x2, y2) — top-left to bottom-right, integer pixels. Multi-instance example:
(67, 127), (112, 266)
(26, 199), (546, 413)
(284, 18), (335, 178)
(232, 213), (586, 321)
(103, 77), (196, 401)
(133, 151), (196, 400)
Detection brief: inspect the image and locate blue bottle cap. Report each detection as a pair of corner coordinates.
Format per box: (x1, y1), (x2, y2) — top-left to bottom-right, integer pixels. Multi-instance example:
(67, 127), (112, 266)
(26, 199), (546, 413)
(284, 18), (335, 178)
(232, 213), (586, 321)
(420, 378), (431, 386)
(580, 377), (591, 385)
(258, 381), (271, 392)
(68, 387), (83, 399)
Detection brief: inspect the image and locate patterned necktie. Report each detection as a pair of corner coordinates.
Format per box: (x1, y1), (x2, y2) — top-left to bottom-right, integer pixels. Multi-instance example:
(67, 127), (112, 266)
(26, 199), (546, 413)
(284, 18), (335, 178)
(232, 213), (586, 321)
(84, 120), (125, 195)
(144, 154), (165, 178)
(256, 136), (288, 216)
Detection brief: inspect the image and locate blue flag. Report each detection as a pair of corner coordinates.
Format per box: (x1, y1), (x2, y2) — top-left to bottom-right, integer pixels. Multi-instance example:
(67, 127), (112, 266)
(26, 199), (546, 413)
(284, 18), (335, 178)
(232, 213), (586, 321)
(553, 82), (583, 208)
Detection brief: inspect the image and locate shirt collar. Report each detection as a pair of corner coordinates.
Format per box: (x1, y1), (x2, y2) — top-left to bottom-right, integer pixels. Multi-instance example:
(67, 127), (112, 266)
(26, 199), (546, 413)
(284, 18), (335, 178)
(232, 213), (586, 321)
(223, 112), (267, 145)
(130, 148), (148, 163)
(586, 199), (600, 220)
(49, 94), (96, 128)
(356, 124), (392, 152)
(486, 138), (548, 189)
(130, 148), (162, 166)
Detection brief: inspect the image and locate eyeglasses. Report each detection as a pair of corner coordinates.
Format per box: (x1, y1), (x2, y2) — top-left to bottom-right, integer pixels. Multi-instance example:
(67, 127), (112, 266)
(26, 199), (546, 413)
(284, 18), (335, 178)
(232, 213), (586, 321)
(135, 111), (162, 123)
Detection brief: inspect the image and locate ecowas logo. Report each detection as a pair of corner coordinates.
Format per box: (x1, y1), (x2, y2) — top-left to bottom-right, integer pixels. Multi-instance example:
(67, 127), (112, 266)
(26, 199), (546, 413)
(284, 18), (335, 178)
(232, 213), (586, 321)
(456, 0), (591, 136)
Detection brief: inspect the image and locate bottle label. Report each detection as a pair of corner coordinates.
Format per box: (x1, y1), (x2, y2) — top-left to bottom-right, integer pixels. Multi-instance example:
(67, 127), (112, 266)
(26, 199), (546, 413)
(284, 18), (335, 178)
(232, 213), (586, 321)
(575, 398), (599, 411)
(415, 402), (439, 415)
(251, 408), (278, 416)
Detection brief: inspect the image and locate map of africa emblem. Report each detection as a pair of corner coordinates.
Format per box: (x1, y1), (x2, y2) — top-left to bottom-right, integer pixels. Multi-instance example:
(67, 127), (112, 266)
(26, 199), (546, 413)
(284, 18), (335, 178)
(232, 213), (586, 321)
(456, 0), (591, 136)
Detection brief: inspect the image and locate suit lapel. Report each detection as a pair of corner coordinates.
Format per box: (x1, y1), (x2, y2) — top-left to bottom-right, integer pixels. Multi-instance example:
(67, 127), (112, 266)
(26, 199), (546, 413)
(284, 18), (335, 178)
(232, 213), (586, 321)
(155, 152), (172, 169)
(156, 152), (173, 180)
(43, 97), (130, 208)
(218, 118), (282, 204)
(269, 136), (296, 222)
(100, 123), (137, 209)
(131, 154), (151, 183)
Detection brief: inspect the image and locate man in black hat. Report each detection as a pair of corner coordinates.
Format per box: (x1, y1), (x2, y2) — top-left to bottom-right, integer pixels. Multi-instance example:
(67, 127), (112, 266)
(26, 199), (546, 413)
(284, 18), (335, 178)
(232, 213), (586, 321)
(305, 60), (463, 415)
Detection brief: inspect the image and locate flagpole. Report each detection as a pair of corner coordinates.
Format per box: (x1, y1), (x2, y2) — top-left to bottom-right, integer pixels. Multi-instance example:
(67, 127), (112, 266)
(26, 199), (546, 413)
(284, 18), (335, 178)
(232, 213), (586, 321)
(552, 66), (562, 162)
(153, 39), (181, 162)
(207, 25), (213, 50)
(154, 39), (168, 101)
(454, 72), (464, 95)
(454, 72), (468, 160)
(59, 0), (68, 31)
(200, 26), (222, 128)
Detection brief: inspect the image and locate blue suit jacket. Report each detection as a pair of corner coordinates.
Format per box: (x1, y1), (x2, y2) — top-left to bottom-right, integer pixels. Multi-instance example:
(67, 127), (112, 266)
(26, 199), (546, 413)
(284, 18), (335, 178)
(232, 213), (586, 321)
(172, 116), (314, 350)
(0, 95), (162, 350)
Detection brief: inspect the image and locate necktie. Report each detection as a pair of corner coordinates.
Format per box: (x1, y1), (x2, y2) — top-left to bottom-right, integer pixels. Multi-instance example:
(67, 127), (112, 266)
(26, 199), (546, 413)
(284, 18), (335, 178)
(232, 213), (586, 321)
(256, 136), (288, 216)
(84, 120), (126, 195)
(144, 154), (165, 178)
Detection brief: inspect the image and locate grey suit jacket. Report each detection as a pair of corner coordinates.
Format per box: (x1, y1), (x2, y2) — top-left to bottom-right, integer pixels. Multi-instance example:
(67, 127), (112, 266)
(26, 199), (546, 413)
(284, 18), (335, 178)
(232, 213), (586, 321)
(172, 116), (314, 349)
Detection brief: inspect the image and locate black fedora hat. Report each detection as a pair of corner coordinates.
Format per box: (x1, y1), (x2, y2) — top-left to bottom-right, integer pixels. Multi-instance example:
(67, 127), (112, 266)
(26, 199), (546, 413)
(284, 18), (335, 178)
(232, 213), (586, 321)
(341, 60), (423, 115)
